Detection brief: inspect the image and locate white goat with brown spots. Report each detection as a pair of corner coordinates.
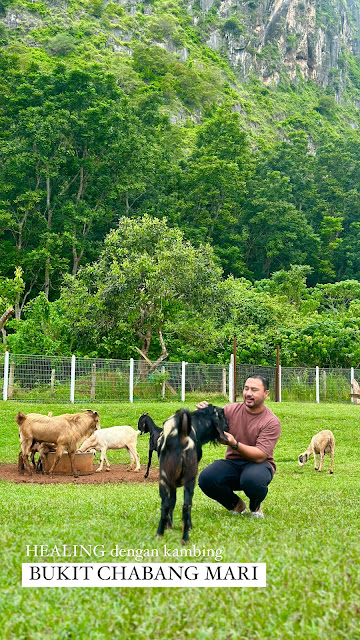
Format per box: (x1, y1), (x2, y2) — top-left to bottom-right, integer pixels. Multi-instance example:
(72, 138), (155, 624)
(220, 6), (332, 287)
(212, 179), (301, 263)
(298, 430), (335, 474)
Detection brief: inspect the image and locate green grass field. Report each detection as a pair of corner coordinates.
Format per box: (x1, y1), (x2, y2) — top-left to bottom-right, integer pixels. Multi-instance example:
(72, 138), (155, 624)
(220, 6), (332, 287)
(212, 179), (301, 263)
(0, 399), (359, 639)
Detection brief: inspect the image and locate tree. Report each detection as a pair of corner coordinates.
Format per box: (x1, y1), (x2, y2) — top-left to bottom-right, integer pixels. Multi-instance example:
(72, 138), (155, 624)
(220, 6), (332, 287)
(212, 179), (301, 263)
(60, 215), (223, 363)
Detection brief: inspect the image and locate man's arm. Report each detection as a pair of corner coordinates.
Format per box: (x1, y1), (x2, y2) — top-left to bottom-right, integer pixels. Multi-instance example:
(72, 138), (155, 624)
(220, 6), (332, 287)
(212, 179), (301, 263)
(223, 431), (267, 463)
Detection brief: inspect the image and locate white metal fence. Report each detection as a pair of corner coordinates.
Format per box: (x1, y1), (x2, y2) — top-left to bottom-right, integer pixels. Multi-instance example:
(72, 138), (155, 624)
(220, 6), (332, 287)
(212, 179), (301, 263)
(0, 352), (358, 404)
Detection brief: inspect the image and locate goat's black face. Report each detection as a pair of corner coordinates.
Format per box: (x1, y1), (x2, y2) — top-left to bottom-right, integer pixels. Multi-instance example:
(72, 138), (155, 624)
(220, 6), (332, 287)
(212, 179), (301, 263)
(137, 413), (149, 434)
(213, 407), (229, 443)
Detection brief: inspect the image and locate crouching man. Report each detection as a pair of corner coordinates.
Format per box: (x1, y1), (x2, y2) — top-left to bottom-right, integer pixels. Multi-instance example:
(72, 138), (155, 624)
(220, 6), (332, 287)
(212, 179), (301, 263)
(198, 375), (281, 518)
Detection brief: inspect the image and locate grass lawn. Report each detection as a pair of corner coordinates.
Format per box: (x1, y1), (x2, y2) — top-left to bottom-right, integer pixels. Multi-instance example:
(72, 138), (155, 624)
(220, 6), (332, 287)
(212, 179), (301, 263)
(0, 399), (359, 639)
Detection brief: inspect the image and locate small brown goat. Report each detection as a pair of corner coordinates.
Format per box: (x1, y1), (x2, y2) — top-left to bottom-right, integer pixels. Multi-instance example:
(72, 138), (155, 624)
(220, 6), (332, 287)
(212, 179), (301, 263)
(16, 410), (100, 477)
(298, 430), (335, 473)
(17, 441), (56, 474)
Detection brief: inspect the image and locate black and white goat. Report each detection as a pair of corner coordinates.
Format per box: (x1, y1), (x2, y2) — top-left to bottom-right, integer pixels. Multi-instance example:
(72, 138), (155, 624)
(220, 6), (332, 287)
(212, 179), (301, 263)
(137, 413), (163, 478)
(140, 404), (229, 478)
(156, 405), (229, 544)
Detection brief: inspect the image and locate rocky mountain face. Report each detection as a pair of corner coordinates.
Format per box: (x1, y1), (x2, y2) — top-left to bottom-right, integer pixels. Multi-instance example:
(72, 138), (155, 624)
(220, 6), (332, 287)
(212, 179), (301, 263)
(2, 0), (360, 99)
(200, 0), (359, 92)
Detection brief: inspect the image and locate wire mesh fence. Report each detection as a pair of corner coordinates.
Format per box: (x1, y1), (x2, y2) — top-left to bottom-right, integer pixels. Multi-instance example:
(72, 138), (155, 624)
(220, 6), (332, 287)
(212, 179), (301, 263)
(0, 353), (357, 403)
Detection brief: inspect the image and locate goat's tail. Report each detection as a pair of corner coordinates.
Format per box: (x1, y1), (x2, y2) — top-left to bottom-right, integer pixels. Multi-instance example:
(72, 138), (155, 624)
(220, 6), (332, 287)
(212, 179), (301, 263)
(178, 409), (192, 443)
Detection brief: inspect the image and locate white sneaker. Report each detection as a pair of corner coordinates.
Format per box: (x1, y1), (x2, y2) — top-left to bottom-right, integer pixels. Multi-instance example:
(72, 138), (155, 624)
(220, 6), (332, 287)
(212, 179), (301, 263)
(250, 509), (264, 518)
(232, 508), (248, 515)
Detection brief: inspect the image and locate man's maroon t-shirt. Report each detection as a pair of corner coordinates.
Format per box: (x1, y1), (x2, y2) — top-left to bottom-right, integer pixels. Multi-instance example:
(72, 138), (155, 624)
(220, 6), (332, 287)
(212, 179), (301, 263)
(223, 402), (281, 472)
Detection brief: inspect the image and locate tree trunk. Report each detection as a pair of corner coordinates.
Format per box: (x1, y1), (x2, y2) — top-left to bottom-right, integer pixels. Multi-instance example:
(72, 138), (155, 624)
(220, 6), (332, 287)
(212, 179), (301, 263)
(44, 257), (50, 298)
(0, 307), (13, 333)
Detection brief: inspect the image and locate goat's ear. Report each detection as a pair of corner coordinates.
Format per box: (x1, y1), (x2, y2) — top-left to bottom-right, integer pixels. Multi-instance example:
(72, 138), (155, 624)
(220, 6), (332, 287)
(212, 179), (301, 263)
(86, 409), (99, 416)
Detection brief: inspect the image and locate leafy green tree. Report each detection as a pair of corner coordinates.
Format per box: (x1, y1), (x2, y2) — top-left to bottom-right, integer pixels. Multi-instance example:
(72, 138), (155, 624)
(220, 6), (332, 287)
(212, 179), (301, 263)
(243, 171), (319, 278)
(58, 215), (223, 362)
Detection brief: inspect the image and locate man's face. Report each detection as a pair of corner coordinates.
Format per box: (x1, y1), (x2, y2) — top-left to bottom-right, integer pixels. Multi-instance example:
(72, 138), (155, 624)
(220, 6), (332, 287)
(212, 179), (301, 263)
(242, 377), (269, 410)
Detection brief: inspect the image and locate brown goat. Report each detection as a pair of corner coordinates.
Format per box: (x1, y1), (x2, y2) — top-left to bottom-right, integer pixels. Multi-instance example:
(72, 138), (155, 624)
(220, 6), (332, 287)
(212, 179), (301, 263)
(16, 410), (100, 477)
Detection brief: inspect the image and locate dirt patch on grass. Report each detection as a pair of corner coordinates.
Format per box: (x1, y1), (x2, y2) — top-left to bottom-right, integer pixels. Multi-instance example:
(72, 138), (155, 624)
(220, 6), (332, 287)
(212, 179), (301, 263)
(0, 464), (159, 485)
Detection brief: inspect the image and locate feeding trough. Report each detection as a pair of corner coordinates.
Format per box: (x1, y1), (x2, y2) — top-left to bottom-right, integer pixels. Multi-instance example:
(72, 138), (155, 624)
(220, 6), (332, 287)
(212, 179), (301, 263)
(43, 451), (94, 476)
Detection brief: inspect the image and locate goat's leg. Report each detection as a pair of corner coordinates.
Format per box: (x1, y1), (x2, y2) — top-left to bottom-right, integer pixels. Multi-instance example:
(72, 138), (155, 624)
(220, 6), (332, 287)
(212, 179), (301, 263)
(166, 487), (177, 530)
(313, 450), (318, 470)
(48, 444), (66, 476)
(144, 449), (154, 478)
(95, 447), (107, 472)
(17, 451), (25, 474)
(330, 448), (334, 474)
(104, 451), (110, 471)
(318, 451), (324, 472)
(127, 444), (140, 472)
(182, 477), (196, 545)
(125, 445), (135, 471)
(157, 481), (174, 537)
(30, 450), (37, 471)
(68, 450), (79, 478)
(20, 439), (34, 475)
(37, 454), (45, 474)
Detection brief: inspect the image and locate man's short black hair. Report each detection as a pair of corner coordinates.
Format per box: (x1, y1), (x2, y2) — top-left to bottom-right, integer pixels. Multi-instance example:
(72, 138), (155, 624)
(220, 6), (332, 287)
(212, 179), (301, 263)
(245, 375), (269, 391)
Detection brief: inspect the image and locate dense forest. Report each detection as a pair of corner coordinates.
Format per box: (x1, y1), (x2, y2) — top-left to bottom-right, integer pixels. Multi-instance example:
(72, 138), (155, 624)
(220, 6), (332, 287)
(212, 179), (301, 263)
(1, 0), (360, 366)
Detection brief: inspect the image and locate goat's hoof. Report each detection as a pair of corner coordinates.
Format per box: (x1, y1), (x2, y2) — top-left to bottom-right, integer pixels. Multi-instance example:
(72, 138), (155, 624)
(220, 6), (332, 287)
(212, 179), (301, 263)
(156, 535), (163, 540)
(144, 474), (149, 479)
(95, 468), (102, 473)
(105, 467), (111, 472)
(330, 471), (334, 474)
(134, 468), (140, 473)
(181, 539), (190, 546)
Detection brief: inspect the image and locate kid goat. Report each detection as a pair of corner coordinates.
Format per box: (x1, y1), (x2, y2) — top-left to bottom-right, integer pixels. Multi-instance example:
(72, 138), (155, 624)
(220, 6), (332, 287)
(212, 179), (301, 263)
(298, 430), (335, 474)
(137, 413), (163, 478)
(156, 405), (229, 544)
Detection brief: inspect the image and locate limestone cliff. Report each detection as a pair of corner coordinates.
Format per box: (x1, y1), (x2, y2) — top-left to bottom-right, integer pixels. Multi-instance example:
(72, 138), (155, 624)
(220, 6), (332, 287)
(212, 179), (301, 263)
(200, 0), (359, 92)
(2, 0), (360, 96)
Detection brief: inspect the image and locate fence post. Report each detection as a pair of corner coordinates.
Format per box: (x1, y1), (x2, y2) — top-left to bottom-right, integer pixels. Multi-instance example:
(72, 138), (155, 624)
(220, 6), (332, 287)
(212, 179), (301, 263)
(129, 358), (134, 403)
(181, 361), (186, 402)
(8, 360), (15, 399)
(91, 364), (96, 401)
(161, 366), (165, 399)
(315, 366), (320, 403)
(351, 367), (355, 404)
(229, 355), (234, 403)
(70, 354), (76, 403)
(274, 345), (280, 402)
(2, 351), (9, 401)
(51, 369), (55, 395)
(323, 369), (327, 400)
(279, 365), (282, 403)
(222, 368), (227, 397)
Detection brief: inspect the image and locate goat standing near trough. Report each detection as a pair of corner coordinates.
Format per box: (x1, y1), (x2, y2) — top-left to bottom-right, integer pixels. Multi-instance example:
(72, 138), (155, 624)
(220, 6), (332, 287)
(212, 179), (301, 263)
(79, 425), (141, 472)
(298, 430), (335, 473)
(16, 410), (100, 477)
(157, 406), (229, 544)
(137, 413), (163, 478)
